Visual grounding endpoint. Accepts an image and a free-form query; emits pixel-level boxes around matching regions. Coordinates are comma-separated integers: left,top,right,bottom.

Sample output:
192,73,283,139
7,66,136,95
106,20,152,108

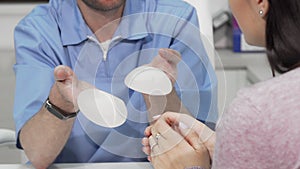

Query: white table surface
0,162,153,169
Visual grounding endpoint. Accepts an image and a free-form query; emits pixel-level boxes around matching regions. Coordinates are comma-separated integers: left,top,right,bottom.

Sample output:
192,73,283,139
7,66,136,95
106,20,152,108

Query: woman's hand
142,113,211,169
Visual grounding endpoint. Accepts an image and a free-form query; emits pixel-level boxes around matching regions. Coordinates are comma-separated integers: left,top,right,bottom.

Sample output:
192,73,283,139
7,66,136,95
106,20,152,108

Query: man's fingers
158,48,181,65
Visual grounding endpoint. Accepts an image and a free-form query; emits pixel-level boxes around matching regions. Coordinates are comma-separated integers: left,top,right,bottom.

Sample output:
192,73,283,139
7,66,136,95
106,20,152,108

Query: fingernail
159,48,165,52
159,48,167,55
179,122,188,130
141,137,147,145
152,115,161,120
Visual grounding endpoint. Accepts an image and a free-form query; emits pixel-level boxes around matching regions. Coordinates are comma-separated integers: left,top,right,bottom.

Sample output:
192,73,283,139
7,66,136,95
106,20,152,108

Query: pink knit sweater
213,68,300,169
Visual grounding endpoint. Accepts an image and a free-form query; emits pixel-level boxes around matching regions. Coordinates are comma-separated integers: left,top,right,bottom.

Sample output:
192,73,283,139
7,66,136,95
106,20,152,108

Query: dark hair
266,0,300,76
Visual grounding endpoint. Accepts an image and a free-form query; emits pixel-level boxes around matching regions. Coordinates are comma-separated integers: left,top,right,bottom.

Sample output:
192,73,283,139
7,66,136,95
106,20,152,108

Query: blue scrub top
13,0,218,163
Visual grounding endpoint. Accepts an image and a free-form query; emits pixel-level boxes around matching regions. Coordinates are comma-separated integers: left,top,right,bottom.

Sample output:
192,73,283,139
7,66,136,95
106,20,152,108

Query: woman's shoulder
217,67,300,140
237,67,300,109
214,68,300,168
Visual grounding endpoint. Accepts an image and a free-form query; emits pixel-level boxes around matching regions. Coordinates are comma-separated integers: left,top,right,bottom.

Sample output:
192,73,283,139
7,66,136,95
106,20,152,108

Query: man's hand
149,48,181,84
49,65,93,113
19,66,95,169
144,49,184,122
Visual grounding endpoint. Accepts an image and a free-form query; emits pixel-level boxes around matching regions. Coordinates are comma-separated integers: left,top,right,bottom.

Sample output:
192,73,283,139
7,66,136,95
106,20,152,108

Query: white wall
0,3,39,164
209,0,230,17
0,3,39,129
0,3,39,50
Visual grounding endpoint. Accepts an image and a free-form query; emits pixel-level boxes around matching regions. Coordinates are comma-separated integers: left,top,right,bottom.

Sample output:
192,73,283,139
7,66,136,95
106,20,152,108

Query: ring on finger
155,133,161,142
149,135,158,148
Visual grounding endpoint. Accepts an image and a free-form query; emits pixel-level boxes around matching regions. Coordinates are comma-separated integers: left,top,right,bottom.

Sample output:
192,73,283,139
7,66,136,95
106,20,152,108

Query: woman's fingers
141,137,151,156
159,112,216,159
144,126,152,137
150,119,184,156
178,127,203,151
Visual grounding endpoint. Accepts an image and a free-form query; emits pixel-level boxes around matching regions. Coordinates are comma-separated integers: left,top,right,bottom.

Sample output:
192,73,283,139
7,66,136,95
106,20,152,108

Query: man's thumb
54,65,73,82
158,48,181,64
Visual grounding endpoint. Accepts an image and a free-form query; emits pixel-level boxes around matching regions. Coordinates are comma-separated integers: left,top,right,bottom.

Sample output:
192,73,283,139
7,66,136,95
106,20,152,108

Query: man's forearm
164,88,190,114
20,106,75,169
144,88,190,122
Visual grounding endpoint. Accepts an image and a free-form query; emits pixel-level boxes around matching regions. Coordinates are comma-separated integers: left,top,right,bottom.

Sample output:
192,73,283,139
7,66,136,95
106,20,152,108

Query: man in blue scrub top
13,0,218,168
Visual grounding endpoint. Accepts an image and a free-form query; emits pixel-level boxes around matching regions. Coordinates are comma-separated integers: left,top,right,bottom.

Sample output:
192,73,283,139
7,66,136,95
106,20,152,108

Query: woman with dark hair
142,0,300,168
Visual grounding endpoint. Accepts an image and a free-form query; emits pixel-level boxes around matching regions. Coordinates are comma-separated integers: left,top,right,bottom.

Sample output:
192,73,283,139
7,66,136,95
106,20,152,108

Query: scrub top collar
59,0,89,46
60,0,150,46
